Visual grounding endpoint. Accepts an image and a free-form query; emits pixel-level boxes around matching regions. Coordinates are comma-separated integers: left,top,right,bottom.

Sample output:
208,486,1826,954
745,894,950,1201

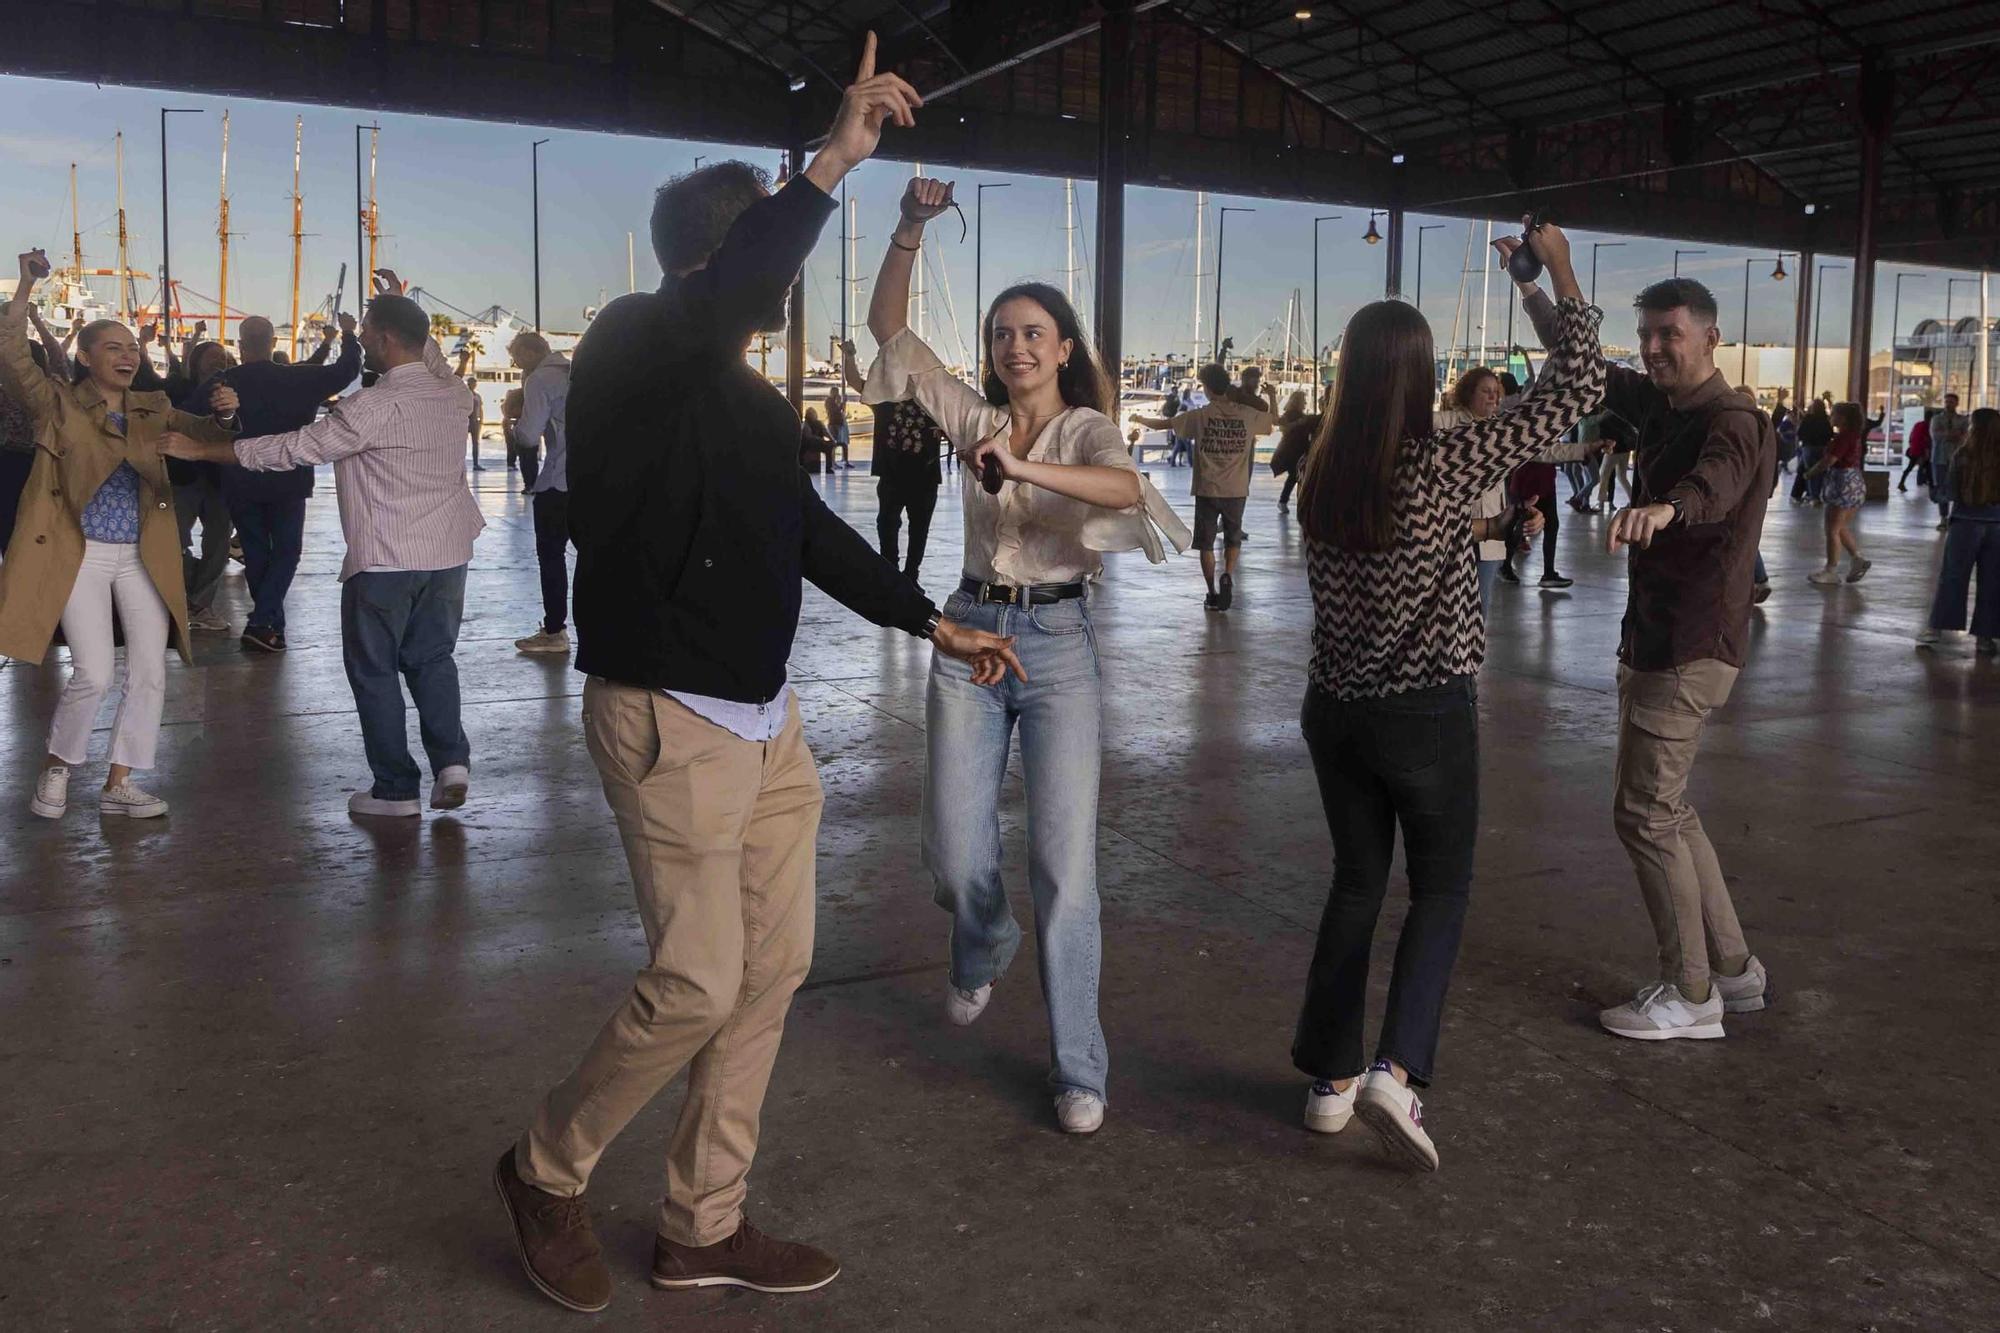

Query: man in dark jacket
1516,265,1774,1045
195,313,361,651
495,37,1018,1316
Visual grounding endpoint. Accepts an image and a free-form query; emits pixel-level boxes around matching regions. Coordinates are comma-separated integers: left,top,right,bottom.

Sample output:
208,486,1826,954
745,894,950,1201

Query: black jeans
531,488,572,634
1532,490,1559,575
1278,469,1299,508
1293,677,1479,1088
875,474,938,580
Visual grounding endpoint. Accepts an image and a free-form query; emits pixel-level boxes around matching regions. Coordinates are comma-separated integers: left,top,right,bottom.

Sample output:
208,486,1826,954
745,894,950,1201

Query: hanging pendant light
1772,254,1788,281
1364,212,1382,246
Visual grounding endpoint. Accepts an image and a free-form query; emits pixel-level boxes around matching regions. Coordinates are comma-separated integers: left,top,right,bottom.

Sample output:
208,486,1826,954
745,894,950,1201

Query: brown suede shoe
651,1218,841,1294
493,1147,612,1313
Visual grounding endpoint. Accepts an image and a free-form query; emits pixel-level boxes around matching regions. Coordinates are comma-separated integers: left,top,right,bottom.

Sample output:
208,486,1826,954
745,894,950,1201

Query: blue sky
0,74,1979,371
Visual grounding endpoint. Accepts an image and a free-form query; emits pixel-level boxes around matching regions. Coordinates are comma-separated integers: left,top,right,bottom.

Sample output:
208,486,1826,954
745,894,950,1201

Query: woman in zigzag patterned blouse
1286,220,1605,1173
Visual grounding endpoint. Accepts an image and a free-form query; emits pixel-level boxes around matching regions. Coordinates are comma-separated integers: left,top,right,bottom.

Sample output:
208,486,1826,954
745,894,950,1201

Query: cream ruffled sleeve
1068,410,1192,563
862,328,1005,454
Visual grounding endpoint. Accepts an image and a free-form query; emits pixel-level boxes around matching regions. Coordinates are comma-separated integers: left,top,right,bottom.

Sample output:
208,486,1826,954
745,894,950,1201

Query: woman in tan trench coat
0,249,238,820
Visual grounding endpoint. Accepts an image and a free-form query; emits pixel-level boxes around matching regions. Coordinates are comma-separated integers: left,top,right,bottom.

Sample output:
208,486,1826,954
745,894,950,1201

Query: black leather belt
959,576,1086,606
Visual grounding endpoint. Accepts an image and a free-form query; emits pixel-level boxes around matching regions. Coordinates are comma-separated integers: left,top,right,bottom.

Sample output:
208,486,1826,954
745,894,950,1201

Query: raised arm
291,319,362,396
1511,251,1655,426
838,340,866,394
868,177,952,344
1429,224,1605,499
0,253,60,423
27,304,71,380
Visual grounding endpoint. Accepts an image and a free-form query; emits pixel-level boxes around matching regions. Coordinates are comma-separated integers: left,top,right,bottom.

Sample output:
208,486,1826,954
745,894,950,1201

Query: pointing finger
856,30,876,82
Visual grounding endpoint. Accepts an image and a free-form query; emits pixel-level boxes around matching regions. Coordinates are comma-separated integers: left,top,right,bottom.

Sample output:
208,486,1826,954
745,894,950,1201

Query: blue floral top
78,411,142,544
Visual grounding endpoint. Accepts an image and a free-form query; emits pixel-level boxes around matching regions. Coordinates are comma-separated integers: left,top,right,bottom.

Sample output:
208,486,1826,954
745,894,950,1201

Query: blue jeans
340,566,471,800
1477,558,1502,616
234,497,307,632
1929,516,2000,638
923,588,1108,1099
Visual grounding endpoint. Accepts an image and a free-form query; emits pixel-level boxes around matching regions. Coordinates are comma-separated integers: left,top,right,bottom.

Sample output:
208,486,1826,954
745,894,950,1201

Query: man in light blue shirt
509,331,574,654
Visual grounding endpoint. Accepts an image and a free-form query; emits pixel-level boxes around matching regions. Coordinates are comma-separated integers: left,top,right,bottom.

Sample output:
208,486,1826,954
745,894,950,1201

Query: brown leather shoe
493,1147,612,1313
651,1218,840,1294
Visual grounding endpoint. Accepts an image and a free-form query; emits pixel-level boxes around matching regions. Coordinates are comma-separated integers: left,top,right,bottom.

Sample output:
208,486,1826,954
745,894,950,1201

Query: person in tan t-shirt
1135,362,1275,610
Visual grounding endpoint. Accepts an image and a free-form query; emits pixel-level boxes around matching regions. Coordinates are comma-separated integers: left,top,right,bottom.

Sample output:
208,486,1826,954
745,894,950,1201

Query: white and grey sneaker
430,764,471,811
349,790,422,818
1304,1079,1358,1134
1599,982,1725,1041
945,981,992,1027
187,607,232,632
1713,957,1772,1014
514,628,571,655
1054,1090,1105,1135
99,781,168,819
1354,1064,1438,1171
1915,628,1942,648
1806,566,1843,586
30,765,69,819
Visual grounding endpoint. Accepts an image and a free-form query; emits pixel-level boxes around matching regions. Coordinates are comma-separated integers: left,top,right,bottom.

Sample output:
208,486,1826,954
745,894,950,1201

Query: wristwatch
919,608,942,641
1665,495,1687,525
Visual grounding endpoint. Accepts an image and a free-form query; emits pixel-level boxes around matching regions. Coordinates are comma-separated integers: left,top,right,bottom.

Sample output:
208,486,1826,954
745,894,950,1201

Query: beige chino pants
518,678,822,1246
1612,660,1751,1000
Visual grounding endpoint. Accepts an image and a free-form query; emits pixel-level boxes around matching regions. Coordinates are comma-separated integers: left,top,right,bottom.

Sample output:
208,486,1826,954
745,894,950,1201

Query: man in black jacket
495,35,1019,1315
196,313,362,651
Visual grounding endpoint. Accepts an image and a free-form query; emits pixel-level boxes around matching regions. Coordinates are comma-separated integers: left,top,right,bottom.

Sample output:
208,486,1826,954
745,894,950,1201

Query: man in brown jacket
1512,264,1775,1043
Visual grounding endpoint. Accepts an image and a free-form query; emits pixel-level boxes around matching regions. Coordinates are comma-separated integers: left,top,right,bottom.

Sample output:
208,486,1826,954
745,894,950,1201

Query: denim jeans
923,587,1108,1099
1293,677,1479,1088
340,566,471,801
1929,516,2000,638
234,498,307,632
1477,558,1502,616
530,489,572,634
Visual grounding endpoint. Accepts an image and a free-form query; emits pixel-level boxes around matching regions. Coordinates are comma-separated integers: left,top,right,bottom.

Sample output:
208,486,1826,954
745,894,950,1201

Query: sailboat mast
626,232,635,294
847,194,859,339
366,127,380,283
911,163,926,343
1478,219,1493,369
1065,179,1076,308
69,163,83,298
115,132,131,323
217,110,231,345
289,116,304,361
1192,191,1206,367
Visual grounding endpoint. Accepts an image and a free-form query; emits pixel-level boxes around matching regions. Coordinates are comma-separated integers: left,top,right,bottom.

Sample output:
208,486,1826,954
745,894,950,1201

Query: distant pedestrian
1804,402,1875,586
1918,406,2000,655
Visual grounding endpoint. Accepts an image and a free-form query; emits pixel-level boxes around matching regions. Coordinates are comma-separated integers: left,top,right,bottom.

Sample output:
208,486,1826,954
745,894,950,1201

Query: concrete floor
3,460,1997,1331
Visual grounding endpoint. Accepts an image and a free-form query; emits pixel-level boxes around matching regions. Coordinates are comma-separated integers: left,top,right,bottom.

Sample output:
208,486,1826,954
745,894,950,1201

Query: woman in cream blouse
864,178,1187,1135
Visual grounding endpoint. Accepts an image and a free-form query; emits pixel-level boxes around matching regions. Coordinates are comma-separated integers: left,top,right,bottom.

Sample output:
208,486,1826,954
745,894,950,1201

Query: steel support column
1791,248,1815,414
786,141,806,415
1094,0,1133,411
1385,207,1406,299
1846,55,1890,406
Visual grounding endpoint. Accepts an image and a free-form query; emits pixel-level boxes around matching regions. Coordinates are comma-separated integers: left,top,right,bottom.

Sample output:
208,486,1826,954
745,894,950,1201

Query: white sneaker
1303,1079,1358,1134
187,607,232,632
1806,566,1842,586
430,764,471,810
1354,1066,1439,1171
1915,628,1941,647
349,790,421,818
30,765,69,819
1713,957,1771,1014
99,781,168,819
946,981,993,1027
514,628,571,654
1054,1090,1105,1135
1598,982,1725,1041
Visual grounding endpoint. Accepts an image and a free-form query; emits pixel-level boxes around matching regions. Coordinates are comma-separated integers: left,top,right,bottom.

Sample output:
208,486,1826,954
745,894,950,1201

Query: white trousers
48,541,170,771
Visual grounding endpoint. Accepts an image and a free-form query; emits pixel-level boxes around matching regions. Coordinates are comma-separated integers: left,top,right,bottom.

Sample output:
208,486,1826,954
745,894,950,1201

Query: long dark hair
1299,300,1434,552
1958,407,2000,506
979,282,1112,415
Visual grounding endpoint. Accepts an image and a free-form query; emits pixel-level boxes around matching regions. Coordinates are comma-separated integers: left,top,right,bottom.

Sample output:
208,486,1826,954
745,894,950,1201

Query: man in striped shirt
163,290,484,818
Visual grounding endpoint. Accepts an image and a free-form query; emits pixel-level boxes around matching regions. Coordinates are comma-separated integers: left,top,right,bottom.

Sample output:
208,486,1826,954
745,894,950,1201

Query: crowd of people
1,32,1995,1317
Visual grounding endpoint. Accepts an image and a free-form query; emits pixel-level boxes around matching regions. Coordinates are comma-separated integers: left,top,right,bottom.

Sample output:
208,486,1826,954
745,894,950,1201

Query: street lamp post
1590,241,1627,307
974,182,1011,385
1741,254,1789,384
1212,206,1255,361
1674,248,1707,277
158,107,202,340
531,138,550,331
1888,271,1929,460
1810,263,1846,401
1945,276,1980,400
1412,223,1446,316
1312,214,1341,408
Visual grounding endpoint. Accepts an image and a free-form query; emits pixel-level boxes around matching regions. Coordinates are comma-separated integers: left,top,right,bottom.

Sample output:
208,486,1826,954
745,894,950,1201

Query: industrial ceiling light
1772,255,1788,281
788,75,807,92
1363,211,1382,245
1803,203,1816,215
1295,7,1313,17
